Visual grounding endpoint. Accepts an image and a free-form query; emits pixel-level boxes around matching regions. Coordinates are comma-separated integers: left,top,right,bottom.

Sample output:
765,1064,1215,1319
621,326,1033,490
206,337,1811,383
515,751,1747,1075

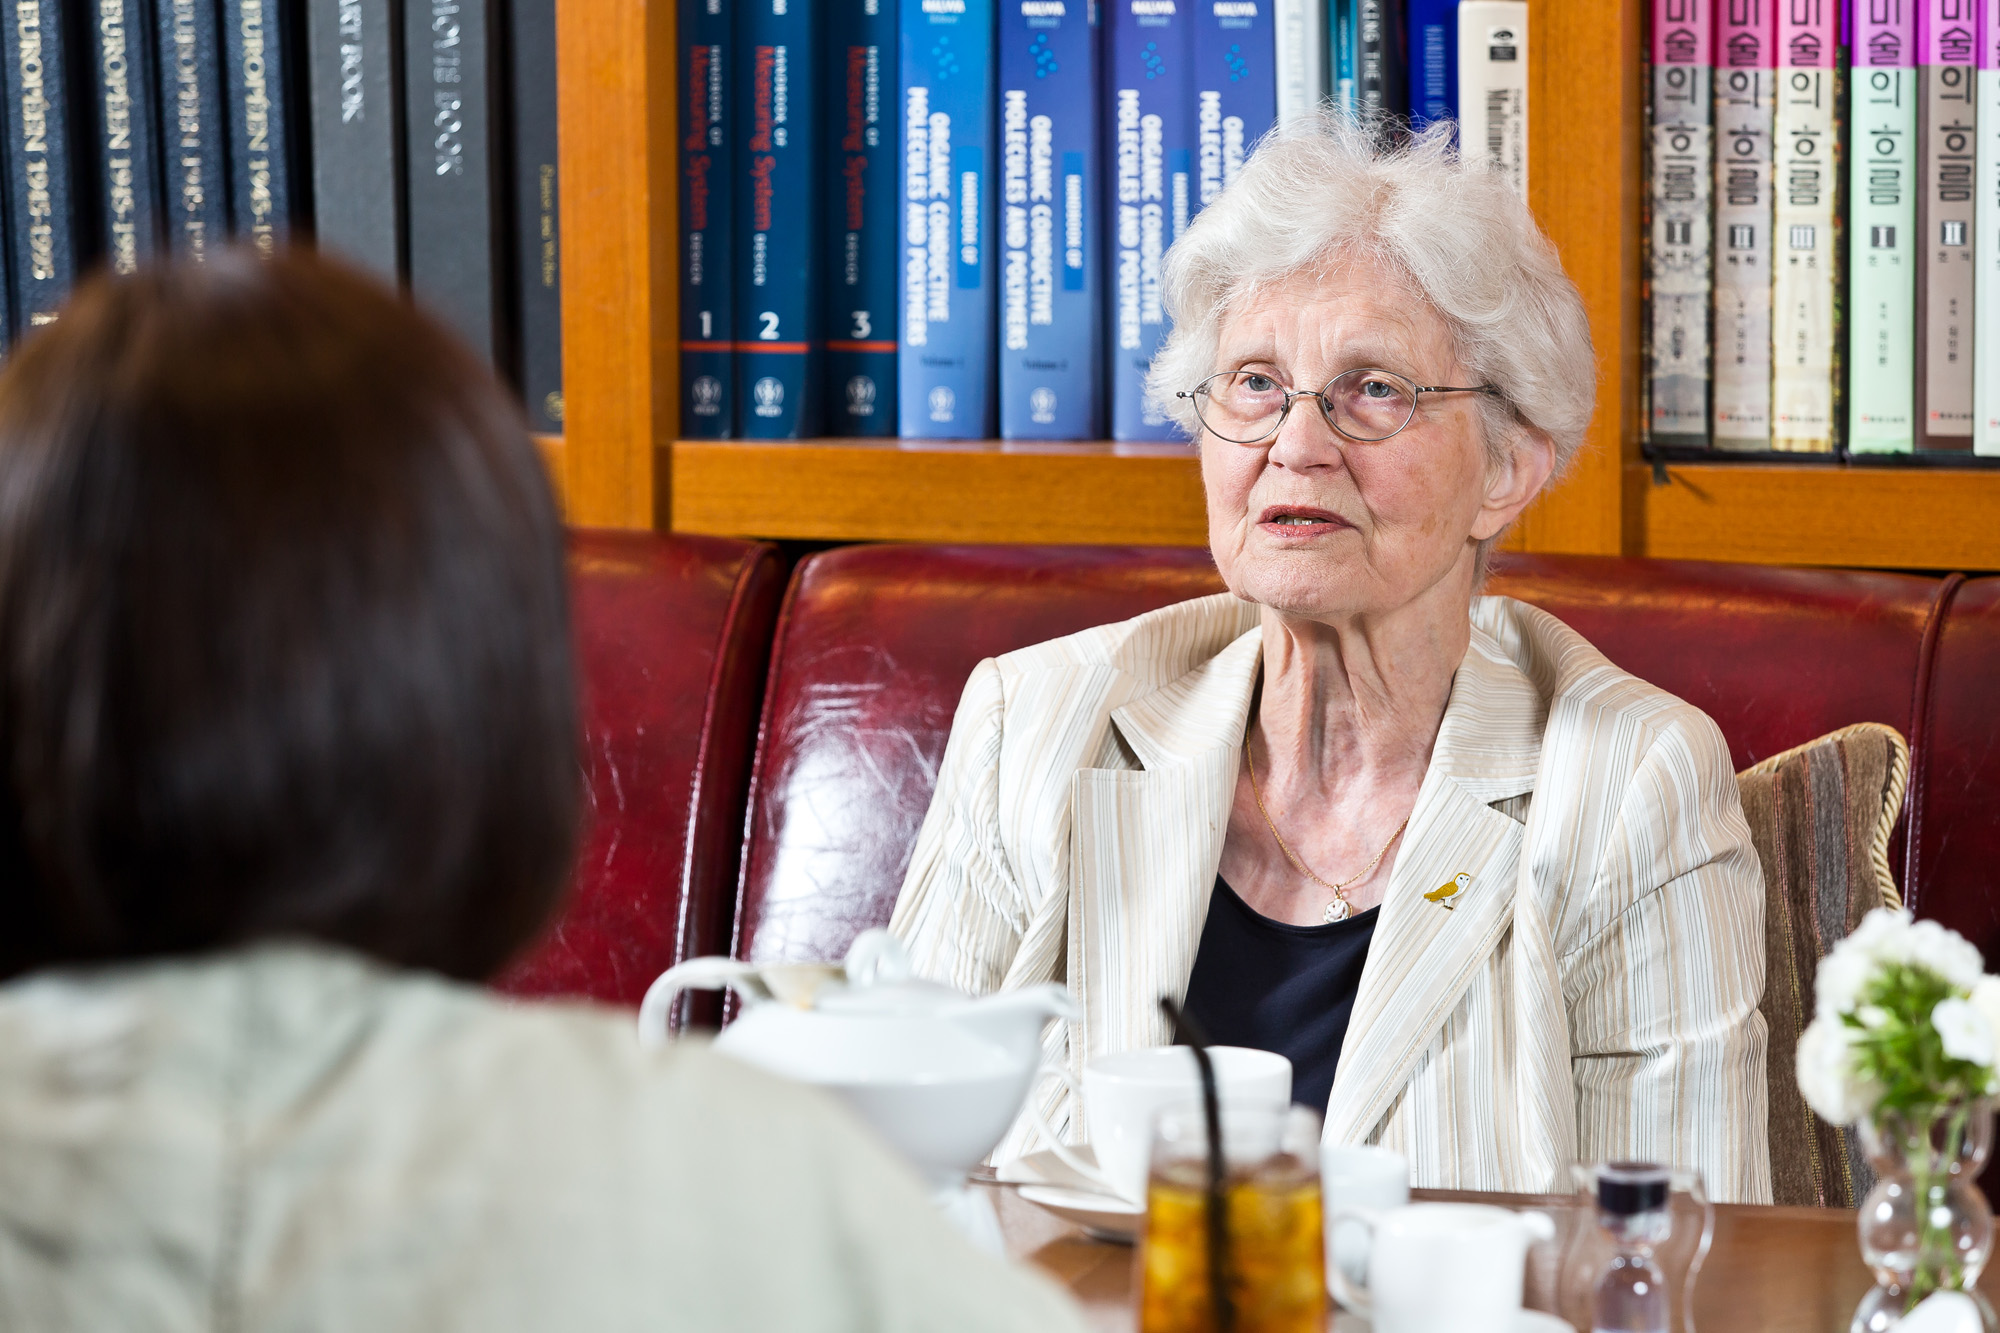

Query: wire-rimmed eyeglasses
1177,368,1505,445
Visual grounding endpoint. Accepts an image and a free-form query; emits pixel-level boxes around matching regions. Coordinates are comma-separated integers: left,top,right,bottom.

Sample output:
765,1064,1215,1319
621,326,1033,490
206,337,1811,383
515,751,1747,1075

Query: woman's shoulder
987,591,1259,689
1472,593,1735,772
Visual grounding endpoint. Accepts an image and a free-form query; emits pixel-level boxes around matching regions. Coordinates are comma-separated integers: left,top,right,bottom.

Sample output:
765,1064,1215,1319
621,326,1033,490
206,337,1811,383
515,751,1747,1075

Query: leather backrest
736,544,1945,968
1485,553,1945,770
734,545,1224,965
498,530,786,1010
1908,576,2000,964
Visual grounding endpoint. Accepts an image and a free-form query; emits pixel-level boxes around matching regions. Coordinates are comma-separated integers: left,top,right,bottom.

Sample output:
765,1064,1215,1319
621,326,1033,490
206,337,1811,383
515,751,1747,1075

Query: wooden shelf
1637,463,2000,572
563,0,1998,574
668,438,2000,571
671,439,1205,546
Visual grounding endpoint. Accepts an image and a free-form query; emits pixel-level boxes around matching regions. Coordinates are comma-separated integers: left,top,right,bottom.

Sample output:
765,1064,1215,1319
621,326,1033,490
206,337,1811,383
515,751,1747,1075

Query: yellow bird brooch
1424,872,1473,910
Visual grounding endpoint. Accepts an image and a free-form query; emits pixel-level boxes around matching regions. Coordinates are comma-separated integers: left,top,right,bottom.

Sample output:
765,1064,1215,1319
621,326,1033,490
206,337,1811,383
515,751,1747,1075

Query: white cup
1327,1202,1555,1333
1026,1046,1292,1205
1320,1143,1408,1287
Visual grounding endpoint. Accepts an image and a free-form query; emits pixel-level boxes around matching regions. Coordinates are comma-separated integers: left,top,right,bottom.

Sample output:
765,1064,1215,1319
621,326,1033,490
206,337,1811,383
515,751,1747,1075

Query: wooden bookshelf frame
556,0,2000,572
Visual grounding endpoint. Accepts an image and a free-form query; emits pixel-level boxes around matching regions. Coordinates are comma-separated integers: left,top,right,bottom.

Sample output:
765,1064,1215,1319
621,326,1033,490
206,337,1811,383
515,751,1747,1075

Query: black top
1180,877,1379,1114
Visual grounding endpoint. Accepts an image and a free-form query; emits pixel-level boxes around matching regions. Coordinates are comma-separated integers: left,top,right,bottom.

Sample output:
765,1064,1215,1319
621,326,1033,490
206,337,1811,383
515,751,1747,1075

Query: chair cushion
1739,723,1909,1207
497,531,786,1014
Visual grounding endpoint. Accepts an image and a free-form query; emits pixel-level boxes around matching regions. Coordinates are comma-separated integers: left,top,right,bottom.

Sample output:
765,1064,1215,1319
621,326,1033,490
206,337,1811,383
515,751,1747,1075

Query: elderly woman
891,121,1772,1203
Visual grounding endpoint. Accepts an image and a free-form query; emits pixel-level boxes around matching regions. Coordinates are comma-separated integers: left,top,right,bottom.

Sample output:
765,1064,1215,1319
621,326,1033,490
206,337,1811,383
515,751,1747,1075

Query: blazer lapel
1065,627,1262,1061
1324,627,1547,1146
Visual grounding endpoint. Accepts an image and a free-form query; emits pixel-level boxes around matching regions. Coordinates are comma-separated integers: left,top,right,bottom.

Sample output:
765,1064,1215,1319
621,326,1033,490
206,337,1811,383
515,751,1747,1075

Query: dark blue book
1356,0,1406,123
222,0,301,253
998,0,1100,438
1197,0,1276,207
1108,0,1193,441
1406,0,1455,132
87,0,168,273
2,0,82,330
821,0,896,436
1332,0,1354,110
679,0,733,437
735,0,819,439
155,0,230,258
307,0,403,282
510,0,562,432
897,0,996,438
405,0,505,361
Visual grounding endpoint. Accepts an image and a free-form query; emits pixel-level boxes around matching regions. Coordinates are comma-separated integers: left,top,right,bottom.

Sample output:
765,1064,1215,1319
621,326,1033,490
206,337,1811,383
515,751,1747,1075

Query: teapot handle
1325,1206,1384,1316
636,958,769,1049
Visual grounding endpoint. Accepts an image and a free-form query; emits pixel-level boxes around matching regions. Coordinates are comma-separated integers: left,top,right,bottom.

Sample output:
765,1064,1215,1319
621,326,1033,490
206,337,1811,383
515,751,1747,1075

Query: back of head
0,250,580,982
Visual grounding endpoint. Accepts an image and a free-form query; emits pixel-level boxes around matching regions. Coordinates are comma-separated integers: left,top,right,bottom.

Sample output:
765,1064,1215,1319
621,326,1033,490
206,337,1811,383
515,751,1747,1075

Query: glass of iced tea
1137,1100,1326,1333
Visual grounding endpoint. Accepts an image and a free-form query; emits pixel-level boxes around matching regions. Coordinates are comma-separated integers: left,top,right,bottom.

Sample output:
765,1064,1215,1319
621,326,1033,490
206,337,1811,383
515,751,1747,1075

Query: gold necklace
1244,738,1409,923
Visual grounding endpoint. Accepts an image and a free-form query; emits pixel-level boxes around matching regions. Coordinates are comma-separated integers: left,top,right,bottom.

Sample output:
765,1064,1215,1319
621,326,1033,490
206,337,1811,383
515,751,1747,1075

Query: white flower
1933,998,1998,1068
1970,978,2000,1049
1905,919,1987,990
1797,1016,1877,1125
1858,1005,1891,1029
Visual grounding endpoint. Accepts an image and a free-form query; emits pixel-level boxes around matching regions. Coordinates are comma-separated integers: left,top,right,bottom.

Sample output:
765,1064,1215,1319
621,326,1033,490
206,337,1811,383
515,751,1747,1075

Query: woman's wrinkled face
1199,254,1538,623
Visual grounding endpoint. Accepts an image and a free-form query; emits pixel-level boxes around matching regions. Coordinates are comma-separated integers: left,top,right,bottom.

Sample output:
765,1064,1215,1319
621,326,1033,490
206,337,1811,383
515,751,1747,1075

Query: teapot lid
812,930,963,1017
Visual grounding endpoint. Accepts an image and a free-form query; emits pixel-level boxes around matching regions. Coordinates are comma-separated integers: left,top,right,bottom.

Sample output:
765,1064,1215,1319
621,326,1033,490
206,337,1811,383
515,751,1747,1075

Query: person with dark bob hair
0,252,1086,1332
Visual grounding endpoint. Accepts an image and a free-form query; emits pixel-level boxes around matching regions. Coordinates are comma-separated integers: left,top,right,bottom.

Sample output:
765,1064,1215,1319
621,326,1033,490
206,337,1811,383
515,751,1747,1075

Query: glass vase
1852,1099,1998,1333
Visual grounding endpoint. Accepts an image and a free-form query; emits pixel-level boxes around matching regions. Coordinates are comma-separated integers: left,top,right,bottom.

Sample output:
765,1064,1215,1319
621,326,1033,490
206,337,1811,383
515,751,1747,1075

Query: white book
1274,0,1326,124
1977,1,2000,455
1647,0,1712,447
1458,4,1528,200
1712,6,1774,451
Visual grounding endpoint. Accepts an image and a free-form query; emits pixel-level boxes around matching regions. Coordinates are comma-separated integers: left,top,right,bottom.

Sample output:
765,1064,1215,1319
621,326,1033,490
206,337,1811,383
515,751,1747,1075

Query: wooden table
994,1187,2000,1332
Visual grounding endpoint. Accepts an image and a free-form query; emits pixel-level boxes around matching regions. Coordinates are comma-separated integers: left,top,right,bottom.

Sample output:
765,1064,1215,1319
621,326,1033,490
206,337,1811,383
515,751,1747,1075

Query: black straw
1161,997,1233,1333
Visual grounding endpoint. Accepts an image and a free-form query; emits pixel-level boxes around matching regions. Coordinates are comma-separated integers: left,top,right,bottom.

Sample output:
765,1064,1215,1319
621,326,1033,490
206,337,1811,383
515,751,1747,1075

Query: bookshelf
554,0,2000,573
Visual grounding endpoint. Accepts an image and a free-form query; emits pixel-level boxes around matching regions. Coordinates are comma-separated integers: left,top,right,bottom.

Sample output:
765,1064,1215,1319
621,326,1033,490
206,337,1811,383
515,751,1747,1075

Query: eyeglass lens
1195,369,1418,444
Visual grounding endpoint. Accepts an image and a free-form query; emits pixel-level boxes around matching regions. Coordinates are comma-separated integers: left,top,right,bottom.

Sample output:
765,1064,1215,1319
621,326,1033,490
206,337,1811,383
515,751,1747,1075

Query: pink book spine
1779,0,1840,65
1653,0,1714,67
1853,0,1915,67
1719,0,1777,68
1920,0,1977,65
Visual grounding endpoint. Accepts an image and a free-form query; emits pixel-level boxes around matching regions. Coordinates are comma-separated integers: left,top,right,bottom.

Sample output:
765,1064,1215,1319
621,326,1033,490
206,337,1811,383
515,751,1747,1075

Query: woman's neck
1251,594,1469,797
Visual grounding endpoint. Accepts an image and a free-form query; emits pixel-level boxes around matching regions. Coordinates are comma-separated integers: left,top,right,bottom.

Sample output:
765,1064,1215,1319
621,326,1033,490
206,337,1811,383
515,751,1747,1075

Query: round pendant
1323,897,1350,924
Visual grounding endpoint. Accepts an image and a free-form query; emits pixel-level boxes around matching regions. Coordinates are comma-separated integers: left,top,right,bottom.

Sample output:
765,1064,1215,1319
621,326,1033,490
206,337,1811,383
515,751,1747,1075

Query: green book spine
1850,57,1917,454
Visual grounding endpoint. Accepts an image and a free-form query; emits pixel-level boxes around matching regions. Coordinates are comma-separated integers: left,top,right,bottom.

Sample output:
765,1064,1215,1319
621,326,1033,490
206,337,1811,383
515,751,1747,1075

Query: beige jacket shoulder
0,945,1089,1332
891,593,1773,1204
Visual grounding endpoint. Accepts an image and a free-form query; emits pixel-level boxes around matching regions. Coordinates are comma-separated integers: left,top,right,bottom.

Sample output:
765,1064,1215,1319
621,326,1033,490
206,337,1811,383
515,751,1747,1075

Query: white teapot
638,930,1076,1192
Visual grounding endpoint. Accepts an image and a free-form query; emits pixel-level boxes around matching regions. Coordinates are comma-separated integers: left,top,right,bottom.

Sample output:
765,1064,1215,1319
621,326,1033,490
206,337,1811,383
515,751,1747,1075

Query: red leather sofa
513,532,2000,1012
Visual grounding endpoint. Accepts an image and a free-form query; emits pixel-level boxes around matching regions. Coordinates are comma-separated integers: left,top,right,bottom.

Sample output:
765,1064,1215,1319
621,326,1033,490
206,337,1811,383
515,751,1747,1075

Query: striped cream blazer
890,592,1774,1204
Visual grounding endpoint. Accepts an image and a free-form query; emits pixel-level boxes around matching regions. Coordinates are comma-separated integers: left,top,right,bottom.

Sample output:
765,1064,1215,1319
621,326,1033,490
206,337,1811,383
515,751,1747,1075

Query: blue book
87,0,168,274
1197,0,1277,208
899,0,997,439
155,0,231,260
680,0,734,437
2,0,79,332
998,0,1101,438
1406,0,1456,133
222,0,299,254
822,0,898,436
736,0,819,439
1108,0,1194,441
1331,0,1355,112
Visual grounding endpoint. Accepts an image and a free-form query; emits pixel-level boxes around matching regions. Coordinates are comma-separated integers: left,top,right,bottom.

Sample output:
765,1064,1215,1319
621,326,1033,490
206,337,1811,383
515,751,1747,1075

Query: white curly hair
1145,114,1596,474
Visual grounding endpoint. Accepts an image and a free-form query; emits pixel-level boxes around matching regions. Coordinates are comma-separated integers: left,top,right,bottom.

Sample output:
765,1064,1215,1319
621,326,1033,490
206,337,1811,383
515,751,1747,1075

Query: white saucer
998,1147,1143,1242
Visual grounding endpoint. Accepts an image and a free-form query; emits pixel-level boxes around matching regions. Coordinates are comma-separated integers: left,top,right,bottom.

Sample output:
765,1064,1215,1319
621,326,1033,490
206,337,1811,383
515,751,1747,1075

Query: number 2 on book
759,311,780,340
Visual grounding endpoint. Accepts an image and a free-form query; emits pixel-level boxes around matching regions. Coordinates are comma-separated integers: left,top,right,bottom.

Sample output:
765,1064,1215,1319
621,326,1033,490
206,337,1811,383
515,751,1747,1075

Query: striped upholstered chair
1743,723,1911,1208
